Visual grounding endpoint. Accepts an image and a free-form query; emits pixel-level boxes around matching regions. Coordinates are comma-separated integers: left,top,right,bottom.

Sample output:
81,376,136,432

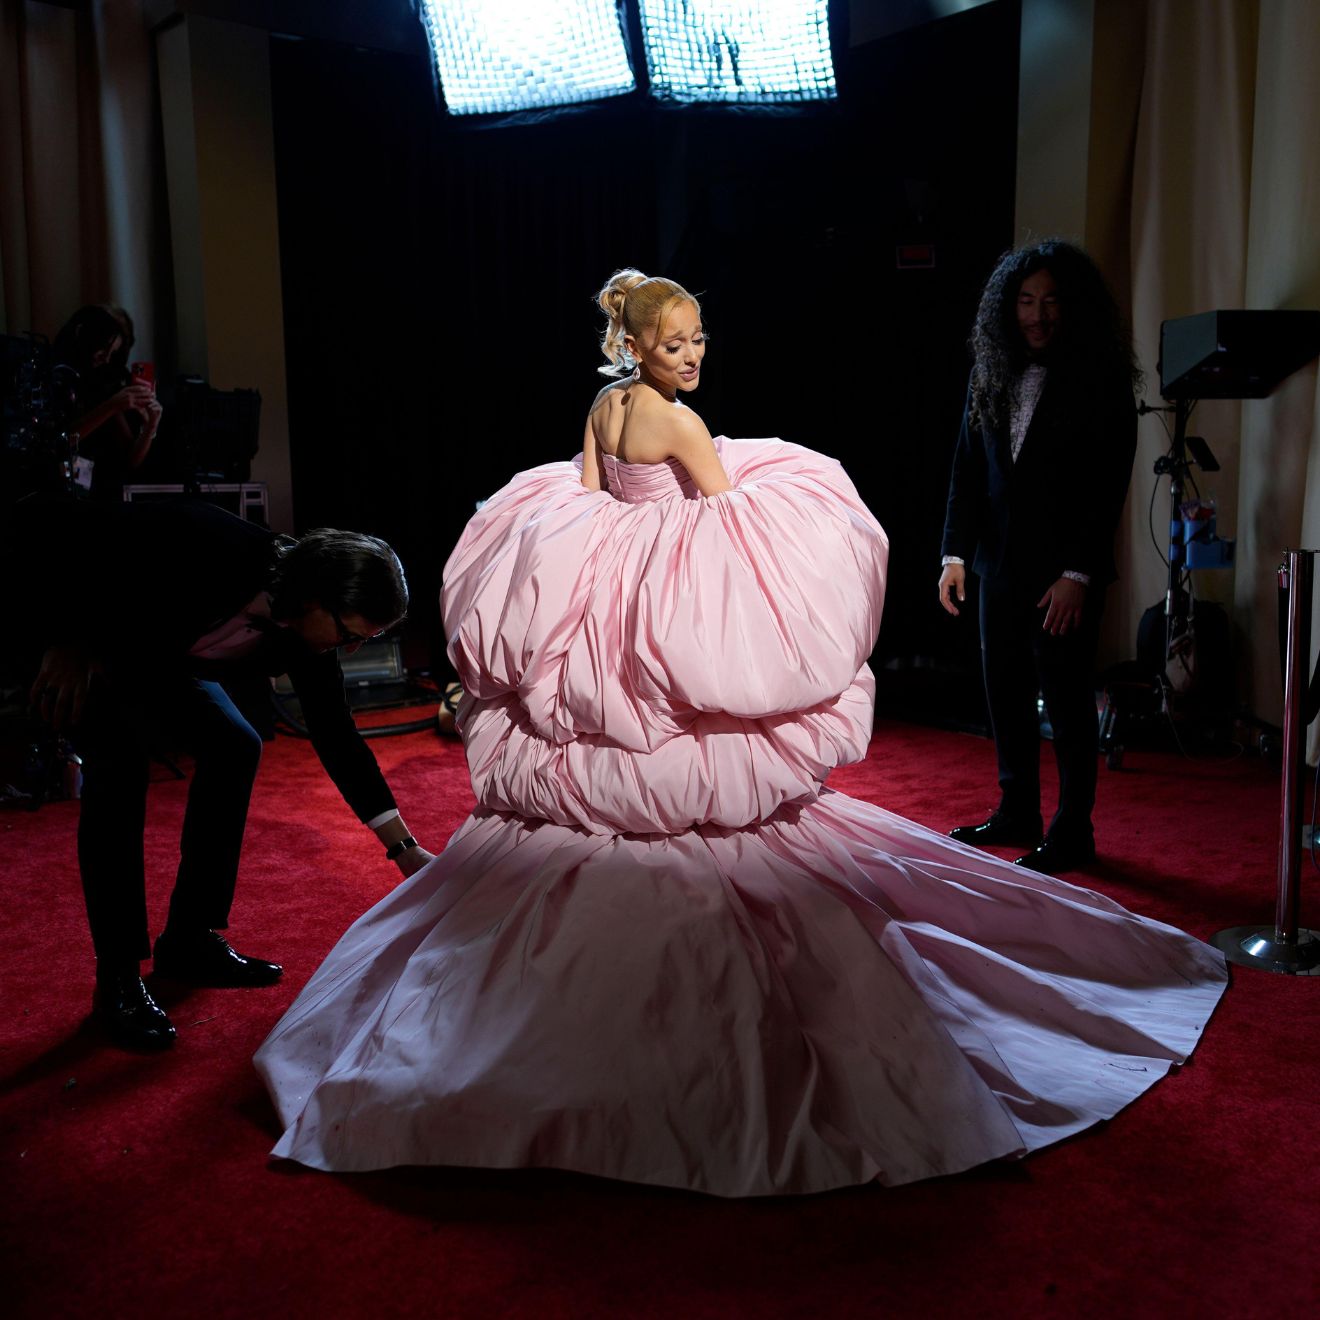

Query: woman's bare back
581,378,731,495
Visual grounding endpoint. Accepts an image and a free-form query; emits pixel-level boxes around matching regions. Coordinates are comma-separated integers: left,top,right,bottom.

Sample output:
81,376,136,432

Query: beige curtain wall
1118,0,1320,732
0,0,164,357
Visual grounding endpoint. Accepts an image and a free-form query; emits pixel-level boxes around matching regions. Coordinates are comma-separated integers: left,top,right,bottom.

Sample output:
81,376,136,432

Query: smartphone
130,361,156,389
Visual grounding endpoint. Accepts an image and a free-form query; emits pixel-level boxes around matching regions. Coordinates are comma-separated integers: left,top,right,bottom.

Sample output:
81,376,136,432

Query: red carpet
2,717,1317,1317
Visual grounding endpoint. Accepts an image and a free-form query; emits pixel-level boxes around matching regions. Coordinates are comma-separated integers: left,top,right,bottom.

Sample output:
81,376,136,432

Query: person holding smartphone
50,304,162,499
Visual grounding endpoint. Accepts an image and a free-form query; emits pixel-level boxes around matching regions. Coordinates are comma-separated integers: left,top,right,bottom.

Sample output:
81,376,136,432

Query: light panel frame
637,0,838,105
416,0,637,117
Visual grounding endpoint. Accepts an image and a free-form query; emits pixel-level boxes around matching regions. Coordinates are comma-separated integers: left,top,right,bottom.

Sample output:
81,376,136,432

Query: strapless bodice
601,452,699,504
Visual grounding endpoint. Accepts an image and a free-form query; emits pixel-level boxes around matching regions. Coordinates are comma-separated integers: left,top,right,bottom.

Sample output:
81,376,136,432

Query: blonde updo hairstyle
596,268,701,377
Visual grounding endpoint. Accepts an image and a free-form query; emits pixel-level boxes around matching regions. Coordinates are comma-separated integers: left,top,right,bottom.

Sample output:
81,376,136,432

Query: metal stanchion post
1214,549,1320,974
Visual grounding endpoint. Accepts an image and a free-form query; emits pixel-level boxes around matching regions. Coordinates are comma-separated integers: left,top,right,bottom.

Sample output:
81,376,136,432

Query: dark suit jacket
941,367,1137,598
6,495,395,822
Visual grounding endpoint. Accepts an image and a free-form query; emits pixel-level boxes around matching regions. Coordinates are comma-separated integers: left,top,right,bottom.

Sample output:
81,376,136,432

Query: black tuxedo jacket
8,495,395,822
941,367,1137,599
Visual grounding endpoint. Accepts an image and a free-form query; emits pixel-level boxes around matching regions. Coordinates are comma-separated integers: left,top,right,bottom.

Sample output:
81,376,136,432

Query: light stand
1157,308,1320,975
1145,397,1197,689
1213,548,1320,974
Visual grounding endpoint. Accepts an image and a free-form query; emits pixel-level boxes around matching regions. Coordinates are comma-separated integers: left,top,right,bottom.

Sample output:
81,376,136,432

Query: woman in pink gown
255,270,1226,1197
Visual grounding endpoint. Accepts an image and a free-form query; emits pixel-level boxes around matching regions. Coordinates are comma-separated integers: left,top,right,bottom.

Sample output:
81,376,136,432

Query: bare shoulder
617,397,716,468
655,401,713,448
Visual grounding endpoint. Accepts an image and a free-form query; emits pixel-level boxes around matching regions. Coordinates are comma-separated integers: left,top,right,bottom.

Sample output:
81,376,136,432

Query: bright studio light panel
417,0,636,115
638,0,837,104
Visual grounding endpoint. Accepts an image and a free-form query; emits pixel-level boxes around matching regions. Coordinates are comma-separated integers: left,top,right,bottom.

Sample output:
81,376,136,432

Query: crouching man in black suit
7,497,435,1049
938,240,1139,875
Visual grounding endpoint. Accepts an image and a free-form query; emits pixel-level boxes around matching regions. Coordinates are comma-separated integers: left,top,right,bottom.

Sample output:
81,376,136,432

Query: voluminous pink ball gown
255,439,1226,1196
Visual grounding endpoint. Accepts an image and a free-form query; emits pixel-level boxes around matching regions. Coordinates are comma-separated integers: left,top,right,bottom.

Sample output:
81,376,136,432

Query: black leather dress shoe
153,929,283,988
949,811,1044,848
92,972,177,1051
1015,835,1096,875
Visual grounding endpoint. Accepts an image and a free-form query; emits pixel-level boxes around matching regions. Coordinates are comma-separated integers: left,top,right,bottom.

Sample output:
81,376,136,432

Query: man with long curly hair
938,240,1140,874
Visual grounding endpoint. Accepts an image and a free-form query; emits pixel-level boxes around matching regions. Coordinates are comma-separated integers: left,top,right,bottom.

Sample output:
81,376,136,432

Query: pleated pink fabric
255,439,1226,1196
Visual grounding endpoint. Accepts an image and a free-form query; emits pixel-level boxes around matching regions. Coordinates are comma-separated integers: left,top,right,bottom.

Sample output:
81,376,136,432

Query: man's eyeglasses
329,606,389,649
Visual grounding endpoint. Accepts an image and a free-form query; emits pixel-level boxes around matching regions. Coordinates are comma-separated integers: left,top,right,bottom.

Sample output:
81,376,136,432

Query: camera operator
6,495,436,1051
50,304,161,500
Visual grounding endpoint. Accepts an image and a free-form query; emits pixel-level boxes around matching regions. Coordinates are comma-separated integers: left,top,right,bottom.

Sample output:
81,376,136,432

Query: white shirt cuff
1062,570,1091,585
941,556,965,566
365,808,401,830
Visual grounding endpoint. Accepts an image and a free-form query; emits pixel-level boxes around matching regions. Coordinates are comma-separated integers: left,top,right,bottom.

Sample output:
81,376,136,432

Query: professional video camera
1,332,82,503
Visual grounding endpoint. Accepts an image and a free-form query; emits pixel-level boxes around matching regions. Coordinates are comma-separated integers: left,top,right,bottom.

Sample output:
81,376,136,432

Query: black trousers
978,574,1104,842
76,672,263,967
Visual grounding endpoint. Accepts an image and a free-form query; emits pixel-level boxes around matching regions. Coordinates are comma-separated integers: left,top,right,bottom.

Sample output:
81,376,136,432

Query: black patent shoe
153,929,283,988
1015,835,1097,875
92,971,177,1051
949,810,1044,848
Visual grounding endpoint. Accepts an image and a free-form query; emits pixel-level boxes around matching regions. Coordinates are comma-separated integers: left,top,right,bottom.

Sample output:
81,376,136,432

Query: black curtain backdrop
269,2,1019,715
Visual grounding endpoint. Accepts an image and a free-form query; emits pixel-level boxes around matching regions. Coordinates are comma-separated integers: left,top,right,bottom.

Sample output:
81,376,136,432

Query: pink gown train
255,438,1227,1196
